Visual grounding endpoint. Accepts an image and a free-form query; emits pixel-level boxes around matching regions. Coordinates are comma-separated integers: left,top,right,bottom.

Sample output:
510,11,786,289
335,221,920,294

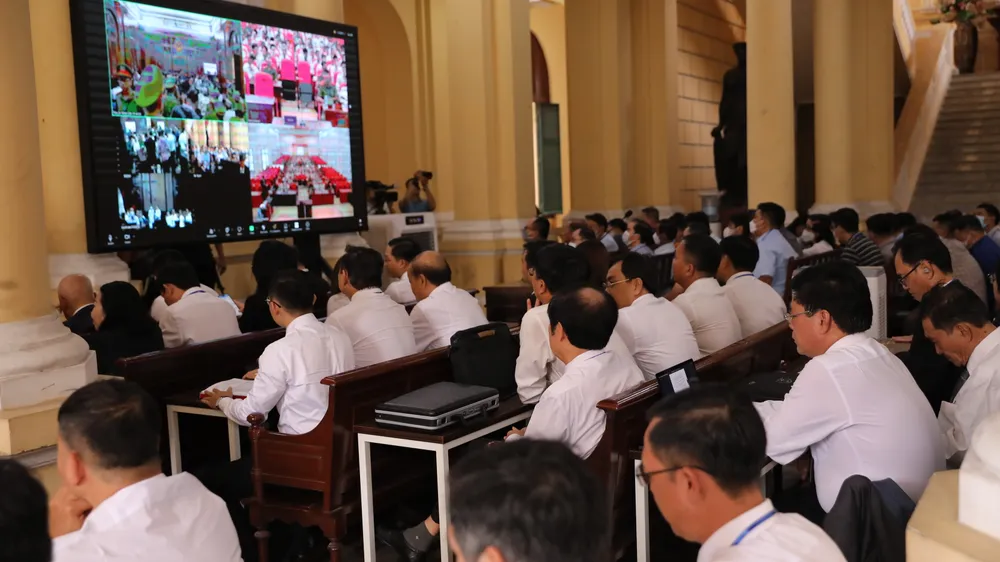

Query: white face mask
622,232,633,246
977,215,987,228
723,227,734,238
748,220,758,235
800,229,816,244
567,242,578,248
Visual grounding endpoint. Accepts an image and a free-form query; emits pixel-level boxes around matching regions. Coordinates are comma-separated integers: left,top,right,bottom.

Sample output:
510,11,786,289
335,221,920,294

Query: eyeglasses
635,462,709,487
265,298,282,309
898,262,923,288
603,278,632,290
783,310,814,323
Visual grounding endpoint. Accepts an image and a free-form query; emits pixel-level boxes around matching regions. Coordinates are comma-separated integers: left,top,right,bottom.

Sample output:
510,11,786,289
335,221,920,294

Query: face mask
723,227,734,238
748,220,758,235
800,229,816,244
622,232,633,246
568,242,578,248
978,215,987,228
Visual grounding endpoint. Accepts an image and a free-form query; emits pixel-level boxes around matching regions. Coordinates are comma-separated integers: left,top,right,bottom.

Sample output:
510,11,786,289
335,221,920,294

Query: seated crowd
14,199,1000,562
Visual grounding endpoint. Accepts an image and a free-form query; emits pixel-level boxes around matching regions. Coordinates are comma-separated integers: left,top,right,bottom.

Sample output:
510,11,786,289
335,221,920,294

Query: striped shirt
841,232,885,267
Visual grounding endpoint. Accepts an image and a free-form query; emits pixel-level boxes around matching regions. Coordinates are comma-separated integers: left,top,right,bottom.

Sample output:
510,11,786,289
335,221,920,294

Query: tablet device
219,294,242,318
655,359,698,396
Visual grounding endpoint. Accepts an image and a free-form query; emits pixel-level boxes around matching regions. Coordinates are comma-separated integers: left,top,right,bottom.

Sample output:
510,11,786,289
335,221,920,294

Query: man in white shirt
156,261,240,348
654,220,678,256
409,251,487,351
585,212,621,253
203,270,356,435
755,261,944,515
328,246,416,367
605,253,700,378
515,244,637,403
919,282,1000,465
718,236,787,338
384,237,421,304
642,385,845,562
447,440,609,562
385,288,644,561
672,234,743,355
49,380,242,562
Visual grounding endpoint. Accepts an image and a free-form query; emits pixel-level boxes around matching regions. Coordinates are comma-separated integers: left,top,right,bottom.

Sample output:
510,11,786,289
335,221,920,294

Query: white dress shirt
327,288,417,367
697,499,846,562
755,334,945,511
616,293,701,379
723,272,788,338
515,303,637,404
939,327,1000,458
161,286,240,348
802,240,834,257
385,271,416,304
218,314,355,435
411,282,488,351
600,232,620,253
326,293,350,317
52,473,242,562
515,349,644,458
673,278,743,356
654,242,676,256
150,284,216,347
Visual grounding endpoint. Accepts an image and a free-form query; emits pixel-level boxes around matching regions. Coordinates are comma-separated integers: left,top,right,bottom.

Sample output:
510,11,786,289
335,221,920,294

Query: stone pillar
29,0,130,290
812,0,895,216
1,0,97,483
422,0,536,289
746,0,796,211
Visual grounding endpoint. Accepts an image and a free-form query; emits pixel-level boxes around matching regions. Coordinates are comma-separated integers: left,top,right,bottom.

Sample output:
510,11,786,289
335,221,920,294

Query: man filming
399,170,436,213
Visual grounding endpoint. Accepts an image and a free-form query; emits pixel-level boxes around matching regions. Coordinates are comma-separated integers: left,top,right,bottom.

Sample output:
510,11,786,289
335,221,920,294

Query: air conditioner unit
859,266,887,341
361,213,438,254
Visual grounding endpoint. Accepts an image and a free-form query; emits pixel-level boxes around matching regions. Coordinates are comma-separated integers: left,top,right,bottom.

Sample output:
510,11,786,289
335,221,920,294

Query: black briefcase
374,382,500,430
449,322,517,399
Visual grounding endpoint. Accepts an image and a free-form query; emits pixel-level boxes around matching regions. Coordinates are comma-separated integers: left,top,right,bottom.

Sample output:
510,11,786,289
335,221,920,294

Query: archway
343,0,416,189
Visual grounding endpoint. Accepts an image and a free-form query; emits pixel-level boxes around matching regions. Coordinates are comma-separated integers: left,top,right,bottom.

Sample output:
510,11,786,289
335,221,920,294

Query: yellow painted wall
529,3,571,211
676,0,745,211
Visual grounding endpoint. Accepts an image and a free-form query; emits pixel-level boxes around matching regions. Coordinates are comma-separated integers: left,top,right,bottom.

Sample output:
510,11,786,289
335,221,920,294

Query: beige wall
529,3,571,211
676,0,745,212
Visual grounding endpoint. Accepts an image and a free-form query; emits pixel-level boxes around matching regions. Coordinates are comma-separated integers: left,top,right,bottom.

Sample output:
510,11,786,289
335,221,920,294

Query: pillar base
49,253,130,290
809,201,896,219
0,314,96,412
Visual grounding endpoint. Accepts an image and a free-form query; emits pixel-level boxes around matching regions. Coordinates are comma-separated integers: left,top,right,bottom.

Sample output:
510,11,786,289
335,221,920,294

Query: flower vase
955,20,980,74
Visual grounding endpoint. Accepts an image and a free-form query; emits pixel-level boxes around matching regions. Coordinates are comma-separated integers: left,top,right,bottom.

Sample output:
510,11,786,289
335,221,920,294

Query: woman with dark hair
240,240,300,333
626,219,656,255
576,240,611,290
802,215,837,256
724,211,752,238
86,281,164,374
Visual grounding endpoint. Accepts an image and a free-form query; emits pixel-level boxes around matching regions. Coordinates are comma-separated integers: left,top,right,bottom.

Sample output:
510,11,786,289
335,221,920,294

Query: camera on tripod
366,180,398,215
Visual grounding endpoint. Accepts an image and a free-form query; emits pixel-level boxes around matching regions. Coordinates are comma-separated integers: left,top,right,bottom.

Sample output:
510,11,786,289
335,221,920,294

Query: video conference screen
70,0,367,252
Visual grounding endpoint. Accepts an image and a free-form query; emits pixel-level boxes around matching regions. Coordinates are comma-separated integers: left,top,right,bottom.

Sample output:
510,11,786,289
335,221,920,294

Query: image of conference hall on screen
241,22,349,127
248,122,353,223
105,0,244,121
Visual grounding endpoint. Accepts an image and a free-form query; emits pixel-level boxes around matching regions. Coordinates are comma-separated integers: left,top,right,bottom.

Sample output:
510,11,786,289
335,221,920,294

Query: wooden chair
783,249,843,305
484,284,533,323
588,322,800,557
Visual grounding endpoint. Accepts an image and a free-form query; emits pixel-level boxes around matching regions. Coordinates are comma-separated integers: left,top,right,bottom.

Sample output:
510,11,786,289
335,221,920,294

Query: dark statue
712,42,748,209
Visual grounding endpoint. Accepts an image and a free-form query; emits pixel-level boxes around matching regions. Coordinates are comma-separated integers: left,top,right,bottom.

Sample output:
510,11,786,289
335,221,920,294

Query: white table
634,457,778,562
165,404,242,475
357,406,533,562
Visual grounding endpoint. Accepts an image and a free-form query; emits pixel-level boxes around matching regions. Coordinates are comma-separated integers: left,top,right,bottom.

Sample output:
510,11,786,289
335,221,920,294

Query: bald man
409,251,488,351
58,275,96,336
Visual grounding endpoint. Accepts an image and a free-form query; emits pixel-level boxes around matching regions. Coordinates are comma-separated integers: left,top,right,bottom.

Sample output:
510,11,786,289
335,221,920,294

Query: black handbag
449,322,518,399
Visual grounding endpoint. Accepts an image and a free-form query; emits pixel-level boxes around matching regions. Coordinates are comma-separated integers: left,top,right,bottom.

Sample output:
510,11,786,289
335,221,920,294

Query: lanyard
188,290,207,297
731,510,776,546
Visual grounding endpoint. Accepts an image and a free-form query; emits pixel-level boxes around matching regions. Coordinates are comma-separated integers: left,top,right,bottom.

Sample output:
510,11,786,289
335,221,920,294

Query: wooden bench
245,327,521,562
588,322,800,556
116,328,287,472
783,249,843,304
484,284,533,323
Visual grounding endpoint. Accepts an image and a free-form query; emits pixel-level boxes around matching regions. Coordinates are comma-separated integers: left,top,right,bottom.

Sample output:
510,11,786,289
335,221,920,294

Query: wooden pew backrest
783,249,843,305
484,285,533,323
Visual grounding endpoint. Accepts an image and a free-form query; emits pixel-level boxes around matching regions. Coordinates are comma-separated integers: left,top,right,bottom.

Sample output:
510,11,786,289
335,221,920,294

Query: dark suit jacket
64,304,96,336
824,475,913,562
84,325,164,375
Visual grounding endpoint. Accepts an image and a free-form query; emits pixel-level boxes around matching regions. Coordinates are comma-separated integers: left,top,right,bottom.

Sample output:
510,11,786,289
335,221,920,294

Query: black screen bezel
69,0,367,252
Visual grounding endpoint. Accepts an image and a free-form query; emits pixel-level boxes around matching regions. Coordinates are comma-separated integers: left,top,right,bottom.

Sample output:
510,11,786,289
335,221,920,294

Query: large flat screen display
70,0,366,252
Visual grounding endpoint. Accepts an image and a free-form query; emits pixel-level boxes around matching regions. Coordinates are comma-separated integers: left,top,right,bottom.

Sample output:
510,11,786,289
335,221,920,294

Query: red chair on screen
297,61,312,84
254,73,274,99
280,60,295,82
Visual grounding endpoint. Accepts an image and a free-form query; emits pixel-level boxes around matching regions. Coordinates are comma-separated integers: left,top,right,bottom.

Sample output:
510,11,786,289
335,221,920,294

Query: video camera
366,180,398,215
